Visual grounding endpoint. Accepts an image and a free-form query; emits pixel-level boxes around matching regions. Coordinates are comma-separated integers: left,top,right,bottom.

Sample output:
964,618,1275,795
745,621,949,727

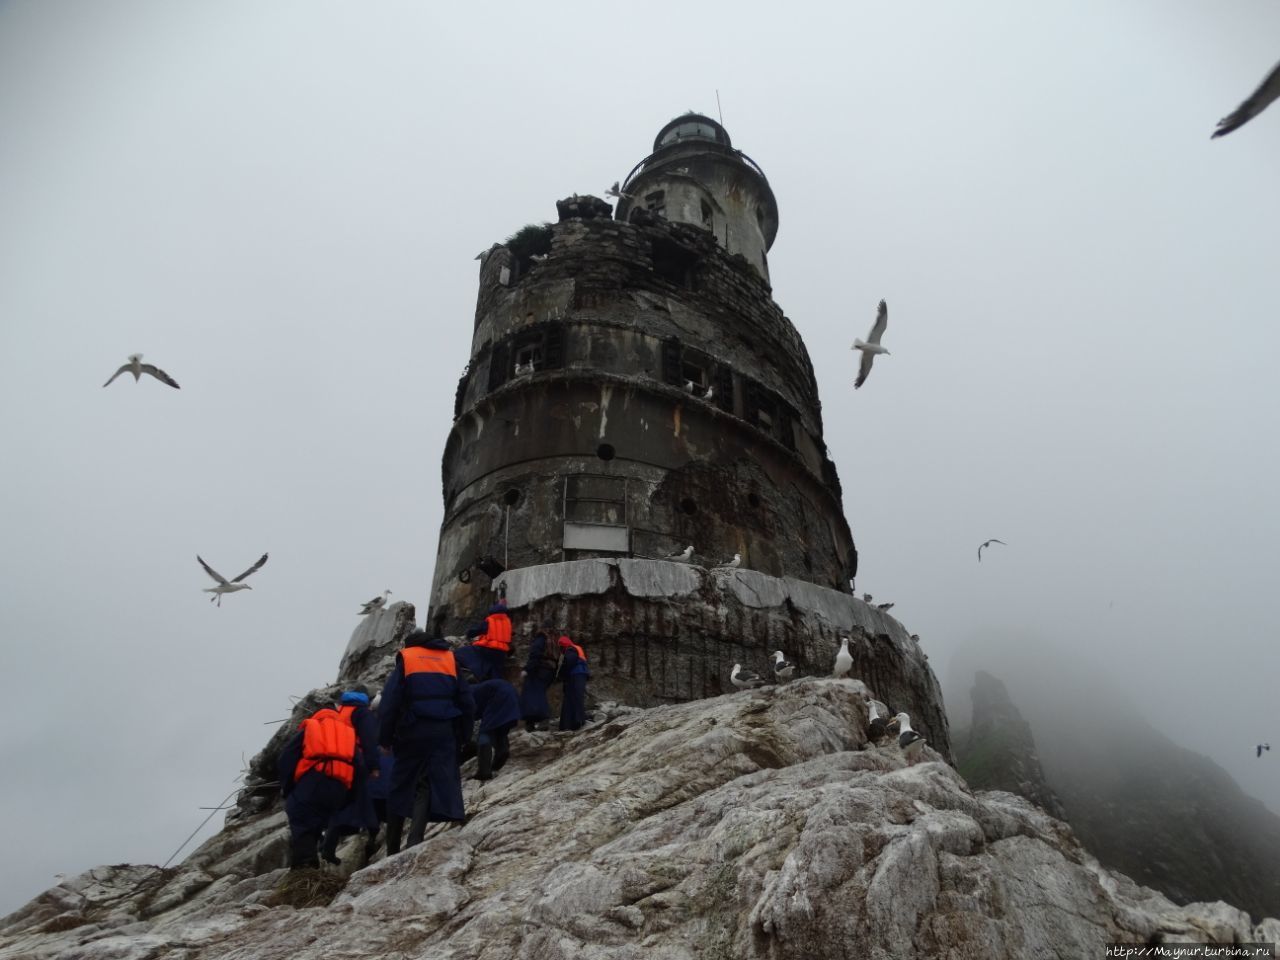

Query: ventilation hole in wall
748,493,761,508
503,489,521,507
803,553,813,572
680,498,698,515
596,443,616,461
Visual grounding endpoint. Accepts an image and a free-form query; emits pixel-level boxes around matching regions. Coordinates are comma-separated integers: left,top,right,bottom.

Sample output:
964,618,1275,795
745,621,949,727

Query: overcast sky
3,0,1279,915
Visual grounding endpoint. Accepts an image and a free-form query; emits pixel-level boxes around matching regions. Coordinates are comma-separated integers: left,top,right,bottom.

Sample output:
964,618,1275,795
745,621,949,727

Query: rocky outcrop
3,679,1275,959
955,670,1065,819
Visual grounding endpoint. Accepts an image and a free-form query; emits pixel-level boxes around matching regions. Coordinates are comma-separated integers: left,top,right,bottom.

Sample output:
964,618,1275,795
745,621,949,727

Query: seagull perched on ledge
666,545,694,562
197,552,268,606
730,663,766,690
360,589,391,615
772,650,795,682
833,637,853,678
895,712,926,760
866,699,890,740
717,553,741,568
103,353,180,389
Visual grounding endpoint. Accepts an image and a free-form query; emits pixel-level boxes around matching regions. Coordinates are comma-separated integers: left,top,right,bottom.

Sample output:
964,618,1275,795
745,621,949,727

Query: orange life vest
559,637,586,661
402,645,457,677
294,704,358,788
474,612,512,652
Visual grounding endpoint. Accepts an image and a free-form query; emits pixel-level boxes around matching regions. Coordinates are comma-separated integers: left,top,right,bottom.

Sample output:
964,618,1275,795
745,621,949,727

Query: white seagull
867,699,890,740
359,589,391,615
1212,59,1280,139
895,712,926,760
862,592,874,603
771,650,795,682
683,379,697,394
977,539,1007,562
197,552,268,606
718,553,742,568
666,545,694,562
833,637,853,678
103,354,180,389
605,180,632,200
730,663,766,690
529,253,549,263
852,300,890,389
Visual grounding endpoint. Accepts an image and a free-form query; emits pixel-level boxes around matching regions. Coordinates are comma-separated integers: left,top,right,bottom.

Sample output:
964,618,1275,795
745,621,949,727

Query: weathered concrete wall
440,559,952,761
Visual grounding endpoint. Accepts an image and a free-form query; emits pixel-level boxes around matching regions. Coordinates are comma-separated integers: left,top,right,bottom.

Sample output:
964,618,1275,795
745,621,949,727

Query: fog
2,0,1278,915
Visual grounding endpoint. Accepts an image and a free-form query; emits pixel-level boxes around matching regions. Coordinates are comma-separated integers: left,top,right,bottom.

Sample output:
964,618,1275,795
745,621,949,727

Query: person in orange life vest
556,635,590,732
277,686,379,869
377,629,475,853
319,687,383,866
463,599,513,681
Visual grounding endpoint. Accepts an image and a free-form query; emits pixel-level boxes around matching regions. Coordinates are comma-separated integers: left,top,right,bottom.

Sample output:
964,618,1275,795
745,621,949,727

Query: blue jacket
523,632,557,683
559,642,589,679
472,679,521,733
378,636,476,747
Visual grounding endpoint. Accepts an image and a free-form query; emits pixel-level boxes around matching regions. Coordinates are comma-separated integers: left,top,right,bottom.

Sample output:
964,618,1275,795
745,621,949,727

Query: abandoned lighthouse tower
429,113,947,751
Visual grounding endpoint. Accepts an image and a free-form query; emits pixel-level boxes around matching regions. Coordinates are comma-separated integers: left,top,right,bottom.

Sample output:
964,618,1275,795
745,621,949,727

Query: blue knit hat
340,690,370,706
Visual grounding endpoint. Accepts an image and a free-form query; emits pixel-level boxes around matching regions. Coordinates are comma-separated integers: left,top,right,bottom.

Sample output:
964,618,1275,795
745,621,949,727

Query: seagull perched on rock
977,539,1007,562
666,545,694,562
359,589,391,615
833,637,853,678
1212,59,1280,138
771,650,795,682
103,353,180,389
718,553,741,568
852,300,890,389
866,698,890,740
730,663,766,690
197,553,268,606
862,593,874,603
1258,743,1272,758
876,602,895,611
605,180,632,200
529,253,548,263
895,712,926,760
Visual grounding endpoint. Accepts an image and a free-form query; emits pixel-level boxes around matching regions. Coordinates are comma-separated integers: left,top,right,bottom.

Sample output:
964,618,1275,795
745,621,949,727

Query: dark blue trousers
285,770,350,868
389,720,465,824
471,646,508,682
560,675,587,731
519,674,552,724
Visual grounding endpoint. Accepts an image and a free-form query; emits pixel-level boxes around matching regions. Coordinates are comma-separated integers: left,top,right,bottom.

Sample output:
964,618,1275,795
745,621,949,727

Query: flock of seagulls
729,639,928,762
660,545,742,569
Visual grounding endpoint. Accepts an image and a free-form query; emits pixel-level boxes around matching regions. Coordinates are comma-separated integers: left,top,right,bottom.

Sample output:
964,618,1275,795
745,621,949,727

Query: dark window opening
661,337,683,386
652,238,698,288
748,492,761,508
680,498,698,515
596,443,615,461
503,489,522,507
644,190,666,218
700,199,714,228
514,343,542,375
680,360,710,397
487,342,510,392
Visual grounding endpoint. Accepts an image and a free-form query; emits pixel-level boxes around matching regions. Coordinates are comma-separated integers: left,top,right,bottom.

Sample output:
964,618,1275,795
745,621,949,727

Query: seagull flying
852,300,890,389
197,552,268,606
359,589,391,615
730,663,766,690
718,553,742,568
605,180,632,200
772,650,795,682
895,712,926,760
103,354,180,389
977,539,1007,562
833,637,853,678
1259,743,1272,759
1212,59,1280,139
666,545,694,562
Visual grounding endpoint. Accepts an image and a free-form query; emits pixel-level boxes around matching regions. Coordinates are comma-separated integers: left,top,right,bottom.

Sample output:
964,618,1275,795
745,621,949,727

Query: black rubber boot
407,789,429,847
320,830,341,866
475,744,494,781
385,818,403,856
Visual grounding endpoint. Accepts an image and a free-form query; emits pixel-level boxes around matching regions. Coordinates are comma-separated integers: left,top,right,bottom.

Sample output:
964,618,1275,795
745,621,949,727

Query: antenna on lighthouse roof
716,89,724,126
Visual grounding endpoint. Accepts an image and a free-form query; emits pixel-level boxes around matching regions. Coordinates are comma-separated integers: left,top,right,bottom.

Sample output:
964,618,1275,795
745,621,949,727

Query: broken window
652,238,698,287
700,199,714,229
487,342,510,392
514,342,542,375
644,190,666,218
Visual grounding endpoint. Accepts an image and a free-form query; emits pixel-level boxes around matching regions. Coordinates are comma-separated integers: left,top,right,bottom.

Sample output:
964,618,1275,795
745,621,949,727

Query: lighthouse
424,114,944,752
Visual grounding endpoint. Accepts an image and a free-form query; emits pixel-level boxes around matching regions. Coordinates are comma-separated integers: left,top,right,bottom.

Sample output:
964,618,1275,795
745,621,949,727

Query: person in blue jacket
277,685,379,869
518,623,557,732
466,678,521,780
377,629,475,853
556,635,590,732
